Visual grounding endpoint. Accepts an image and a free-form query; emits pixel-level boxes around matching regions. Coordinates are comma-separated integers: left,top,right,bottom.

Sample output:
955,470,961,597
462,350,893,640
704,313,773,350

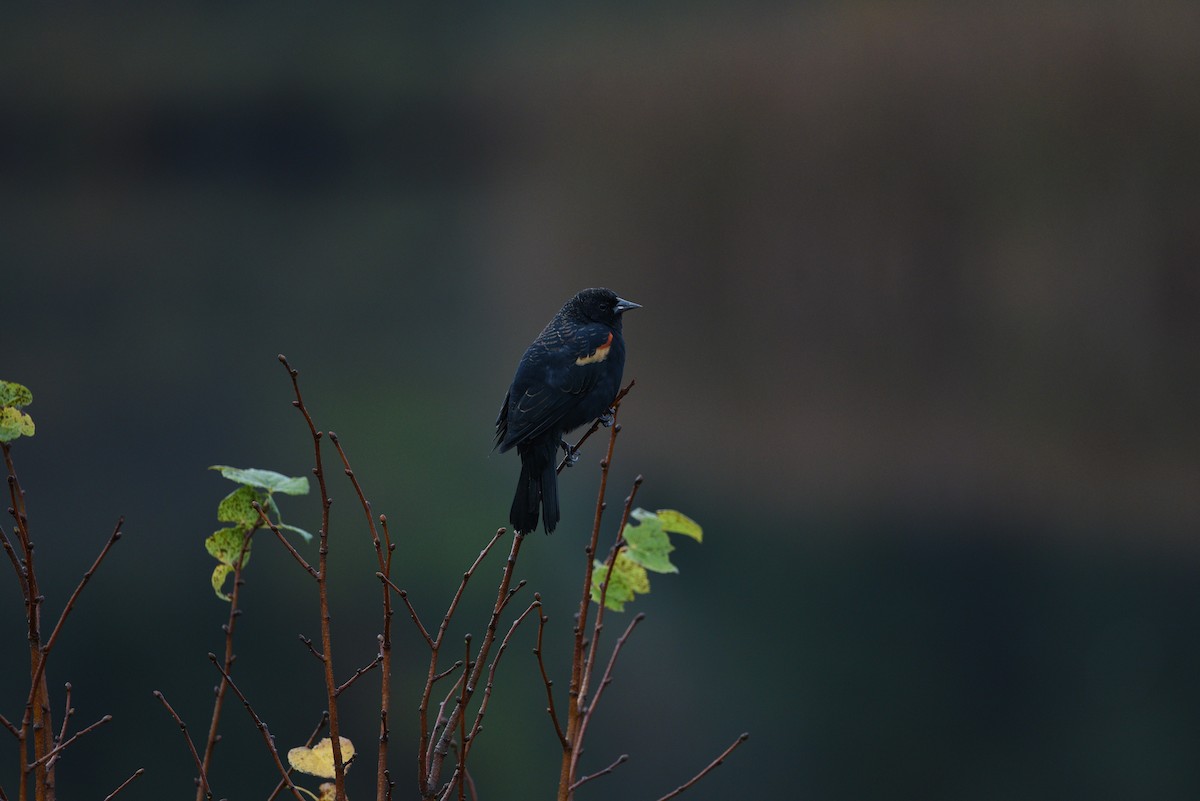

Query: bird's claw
598,409,615,428
560,440,580,467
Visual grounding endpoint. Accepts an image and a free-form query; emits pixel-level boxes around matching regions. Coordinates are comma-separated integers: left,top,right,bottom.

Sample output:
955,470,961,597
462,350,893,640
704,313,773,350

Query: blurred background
3,2,1199,799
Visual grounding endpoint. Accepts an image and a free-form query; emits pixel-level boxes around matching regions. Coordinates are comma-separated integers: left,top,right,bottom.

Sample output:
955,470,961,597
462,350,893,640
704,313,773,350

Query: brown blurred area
3,3,1199,799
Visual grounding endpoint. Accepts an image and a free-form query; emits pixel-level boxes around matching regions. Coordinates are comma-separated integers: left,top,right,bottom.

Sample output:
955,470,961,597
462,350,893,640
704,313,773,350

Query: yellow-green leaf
0,381,32,408
205,527,251,568
0,407,35,442
655,509,703,542
288,737,356,778
217,486,263,527
211,564,235,601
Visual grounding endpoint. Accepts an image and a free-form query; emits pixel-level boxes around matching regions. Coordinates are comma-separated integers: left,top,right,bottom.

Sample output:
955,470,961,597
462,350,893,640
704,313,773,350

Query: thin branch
580,476,643,710
568,753,628,792
102,768,145,801
0,711,18,740
559,405,625,800
432,661,464,684
463,599,541,758
428,532,528,792
418,527,508,796
299,635,326,663
378,575,433,649
329,429,399,801
557,380,636,474
24,518,125,717
0,522,26,599
334,654,383,697
253,502,317,578
278,354,348,801
267,712,329,801
207,653,306,801
153,690,212,800
581,613,644,742
28,713,111,770
55,682,73,746
197,524,257,801
532,597,567,748
651,733,750,801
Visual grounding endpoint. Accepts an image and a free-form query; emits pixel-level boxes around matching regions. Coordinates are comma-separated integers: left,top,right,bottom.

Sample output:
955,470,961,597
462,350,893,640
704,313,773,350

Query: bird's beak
614,297,642,314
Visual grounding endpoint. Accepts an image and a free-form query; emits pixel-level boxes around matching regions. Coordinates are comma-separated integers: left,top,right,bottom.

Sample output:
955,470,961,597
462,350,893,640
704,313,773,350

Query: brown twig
558,402,625,801
27,714,111,770
417,527,507,796
651,733,750,801
299,635,326,662
427,531,528,799
0,712,19,740
267,711,329,801
22,518,124,744
463,599,541,759
569,477,643,775
207,652,306,801
334,653,383,697
153,690,212,800
582,613,644,742
532,597,567,749
253,502,317,578
568,753,628,792
328,431,397,799
278,354,349,800
102,768,145,801
196,524,257,801
55,683,73,747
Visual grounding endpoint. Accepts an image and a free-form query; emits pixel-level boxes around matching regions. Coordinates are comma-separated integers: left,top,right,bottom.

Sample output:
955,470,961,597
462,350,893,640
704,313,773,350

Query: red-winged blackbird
495,288,641,534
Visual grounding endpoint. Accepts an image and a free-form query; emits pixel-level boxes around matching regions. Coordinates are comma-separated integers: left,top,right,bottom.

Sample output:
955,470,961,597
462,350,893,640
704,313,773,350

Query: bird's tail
511,440,560,534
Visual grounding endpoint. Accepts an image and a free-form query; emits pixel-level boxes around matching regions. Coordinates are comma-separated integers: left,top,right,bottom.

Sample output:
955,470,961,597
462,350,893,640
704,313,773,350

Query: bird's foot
598,409,615,428
560,439,580,467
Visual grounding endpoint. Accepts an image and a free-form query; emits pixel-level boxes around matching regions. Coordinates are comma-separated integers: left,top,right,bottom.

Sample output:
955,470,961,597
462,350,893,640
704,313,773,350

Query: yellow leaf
288,737,356,779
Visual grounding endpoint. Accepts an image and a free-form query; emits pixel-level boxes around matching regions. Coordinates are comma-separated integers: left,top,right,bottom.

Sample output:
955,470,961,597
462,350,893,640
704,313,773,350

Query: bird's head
567,288,642,328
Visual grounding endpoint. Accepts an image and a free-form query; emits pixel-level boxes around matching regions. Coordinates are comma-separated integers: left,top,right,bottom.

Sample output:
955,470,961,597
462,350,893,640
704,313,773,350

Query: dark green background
3,3,1199,799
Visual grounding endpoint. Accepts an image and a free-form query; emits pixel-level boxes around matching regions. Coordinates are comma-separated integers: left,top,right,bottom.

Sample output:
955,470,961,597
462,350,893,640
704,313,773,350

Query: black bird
496,288,641,534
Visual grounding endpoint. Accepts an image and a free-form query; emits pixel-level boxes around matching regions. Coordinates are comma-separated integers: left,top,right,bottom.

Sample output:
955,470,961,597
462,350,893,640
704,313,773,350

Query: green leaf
622,510,679,574
276,522,314,542
211,564,235,602
209,465,309,495
0,407,35,442
205,527,252,568
591,551,651,612
655,509,703,542
0,381,33,409
217,486,264,527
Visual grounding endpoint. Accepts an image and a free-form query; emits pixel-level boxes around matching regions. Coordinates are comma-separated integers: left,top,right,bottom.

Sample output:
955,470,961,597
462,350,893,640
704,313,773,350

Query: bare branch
651,733,750,801
207,653,306,801
334,654,383,697
464,599,541,758
197,524,258,801
378,575,433,649
0,711,18,740
55,682,74,746
25,517,125,711
28,713,111,770
299,634,326,663
102,768,145,801
568,753,628,792
253,501,317,578
532,599,567,749
153,690,212,800
278,354,349,801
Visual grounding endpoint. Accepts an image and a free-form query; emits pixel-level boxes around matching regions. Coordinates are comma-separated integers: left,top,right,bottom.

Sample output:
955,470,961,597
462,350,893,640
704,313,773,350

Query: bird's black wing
496,323,615,451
